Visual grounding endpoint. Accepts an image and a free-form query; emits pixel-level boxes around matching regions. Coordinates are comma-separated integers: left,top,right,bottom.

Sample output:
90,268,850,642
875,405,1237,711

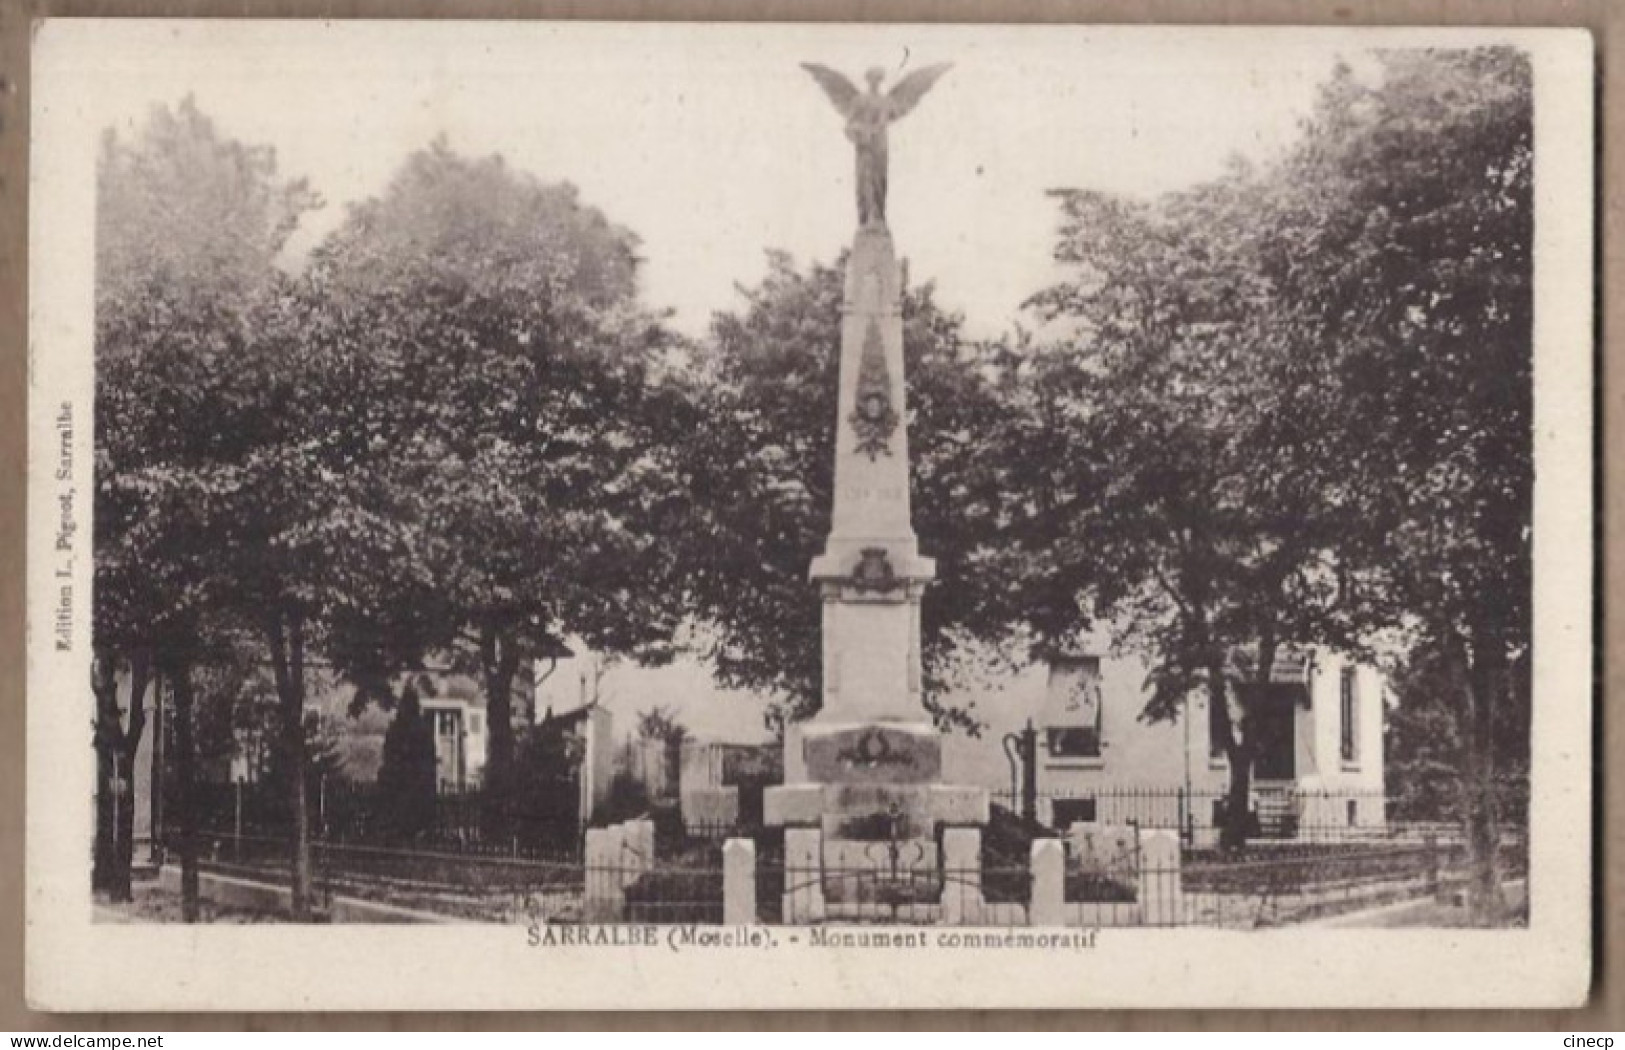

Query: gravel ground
93,879,289,923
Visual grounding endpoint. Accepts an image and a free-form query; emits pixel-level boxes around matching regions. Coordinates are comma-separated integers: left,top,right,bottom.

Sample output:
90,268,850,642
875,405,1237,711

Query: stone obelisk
766,65,986,902
804,222,936,727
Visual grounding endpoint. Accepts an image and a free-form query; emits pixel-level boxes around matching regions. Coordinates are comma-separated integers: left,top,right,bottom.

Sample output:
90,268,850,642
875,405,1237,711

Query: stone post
599,823,635,891
1137,828,1182,927
942,827,982,925
783,827,825,924
1030,838,1065,927
584,827,624,923
723,838,757,925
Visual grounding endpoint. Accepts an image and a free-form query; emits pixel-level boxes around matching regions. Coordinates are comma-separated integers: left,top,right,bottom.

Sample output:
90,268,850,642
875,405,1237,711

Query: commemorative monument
764,63,990,921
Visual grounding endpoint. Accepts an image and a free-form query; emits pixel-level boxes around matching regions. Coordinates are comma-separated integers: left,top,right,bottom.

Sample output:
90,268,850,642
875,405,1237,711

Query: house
999,640,1386,842
521,631,1389,843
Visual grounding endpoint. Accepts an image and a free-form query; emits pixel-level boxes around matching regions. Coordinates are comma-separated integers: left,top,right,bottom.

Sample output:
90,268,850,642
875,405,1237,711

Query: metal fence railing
164,820,1524,929
161,776,1529,928
990,784,1529,847
189,778,1529,856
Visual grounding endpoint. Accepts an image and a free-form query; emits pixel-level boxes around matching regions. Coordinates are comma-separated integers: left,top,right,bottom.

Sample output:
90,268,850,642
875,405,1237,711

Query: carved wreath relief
849,320,899,460
851,547,901,594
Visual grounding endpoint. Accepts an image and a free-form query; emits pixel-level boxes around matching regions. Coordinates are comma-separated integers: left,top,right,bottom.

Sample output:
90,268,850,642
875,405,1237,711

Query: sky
43,21,1397,749
44,20,1383,339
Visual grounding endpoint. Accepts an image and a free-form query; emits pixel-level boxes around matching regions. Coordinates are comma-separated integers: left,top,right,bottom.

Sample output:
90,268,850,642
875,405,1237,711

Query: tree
636,705,691,746
89,652,148,900
509,716,586,853
1385,632,1530,827
209,260,465,918
373,683,439,840
1268,49,1535,921
94,98,319,914
1018,172,1373,849
1019,48,1535,893
672,252,1022,732
307,142,685,832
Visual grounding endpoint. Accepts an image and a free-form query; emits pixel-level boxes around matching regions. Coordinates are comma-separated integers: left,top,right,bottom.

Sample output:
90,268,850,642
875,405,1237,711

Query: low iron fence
165,777,1529,928
188,779,585,862
188,778,1528,860
164,821,1524,929
990,783,1528,848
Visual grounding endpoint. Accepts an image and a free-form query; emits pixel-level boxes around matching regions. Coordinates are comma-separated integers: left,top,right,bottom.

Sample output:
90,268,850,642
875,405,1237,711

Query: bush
623,866,722,924
596,772,652,826
981,804,1053,903
1065,869,1137,903
502,722,585,855
374,686,437,841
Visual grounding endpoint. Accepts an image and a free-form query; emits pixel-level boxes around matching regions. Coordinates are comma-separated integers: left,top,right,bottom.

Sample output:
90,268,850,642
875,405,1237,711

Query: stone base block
766,782,989,829
765,783,825,827
801,721,942,784
822,782,938,840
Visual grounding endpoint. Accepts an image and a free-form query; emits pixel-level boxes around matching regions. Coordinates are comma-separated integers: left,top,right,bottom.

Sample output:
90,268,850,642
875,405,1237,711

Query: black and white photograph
25,20,1592,1011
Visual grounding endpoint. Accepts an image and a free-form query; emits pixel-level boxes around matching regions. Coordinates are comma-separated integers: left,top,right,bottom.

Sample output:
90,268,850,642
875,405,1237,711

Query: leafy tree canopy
672,251,1023,733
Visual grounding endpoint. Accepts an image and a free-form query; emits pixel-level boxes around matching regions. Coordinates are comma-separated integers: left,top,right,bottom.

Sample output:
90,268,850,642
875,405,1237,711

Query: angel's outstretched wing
885,63,952,120
801,63,861,118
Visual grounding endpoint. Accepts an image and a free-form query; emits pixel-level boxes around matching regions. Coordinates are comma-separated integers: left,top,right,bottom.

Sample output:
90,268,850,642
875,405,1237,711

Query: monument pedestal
767,724,988,832
765,222,987,919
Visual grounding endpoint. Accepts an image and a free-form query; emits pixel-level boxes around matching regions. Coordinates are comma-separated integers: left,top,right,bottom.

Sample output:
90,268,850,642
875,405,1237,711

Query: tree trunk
90,653,149,901
268,609,314,921
1220,736,1256,852
480,621,521,835
92,732,116,896
1459,625,1507,925
149,670,164,865
1213,634,1282,853
91,655,119,895
1207,661,1253,852
110,658,150,902
167,660,200,922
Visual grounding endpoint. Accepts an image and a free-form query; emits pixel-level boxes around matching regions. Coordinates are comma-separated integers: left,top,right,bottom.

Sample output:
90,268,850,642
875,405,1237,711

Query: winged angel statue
801,63,953,228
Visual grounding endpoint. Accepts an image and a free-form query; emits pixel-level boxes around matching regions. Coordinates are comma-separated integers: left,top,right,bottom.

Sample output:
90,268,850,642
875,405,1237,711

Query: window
1042,656,1104,760
1339,667,1359,765
1209,693,1229,759
1047,726,1101,759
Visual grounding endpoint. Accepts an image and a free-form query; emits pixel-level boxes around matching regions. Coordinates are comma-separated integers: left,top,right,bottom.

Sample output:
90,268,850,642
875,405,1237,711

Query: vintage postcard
25,20,1593,1010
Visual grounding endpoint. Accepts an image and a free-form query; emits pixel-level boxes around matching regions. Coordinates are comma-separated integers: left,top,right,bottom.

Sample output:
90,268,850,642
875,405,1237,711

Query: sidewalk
1307,880,1528,928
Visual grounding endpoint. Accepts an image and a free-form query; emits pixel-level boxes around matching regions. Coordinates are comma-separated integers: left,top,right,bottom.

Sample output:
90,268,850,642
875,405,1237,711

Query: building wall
520,637,1388,835
938,647,1192,793
1004,648,1385,831
578,705,615,822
